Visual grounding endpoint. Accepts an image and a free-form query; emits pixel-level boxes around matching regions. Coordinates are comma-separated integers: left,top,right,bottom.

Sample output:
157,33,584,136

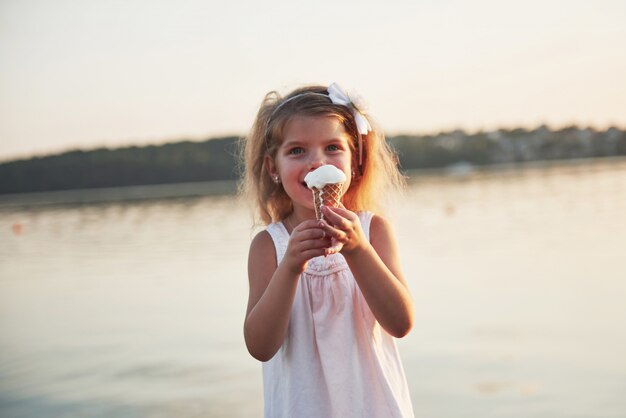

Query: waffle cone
312,183,343,220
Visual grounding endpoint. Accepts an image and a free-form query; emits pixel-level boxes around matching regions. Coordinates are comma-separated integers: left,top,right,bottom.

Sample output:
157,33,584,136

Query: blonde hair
240,84,404,225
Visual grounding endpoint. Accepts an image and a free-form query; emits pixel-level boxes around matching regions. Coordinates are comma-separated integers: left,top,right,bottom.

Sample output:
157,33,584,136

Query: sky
1,0,625,161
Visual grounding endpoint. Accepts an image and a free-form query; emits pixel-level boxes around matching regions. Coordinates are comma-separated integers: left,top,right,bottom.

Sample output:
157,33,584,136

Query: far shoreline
1,156,625,209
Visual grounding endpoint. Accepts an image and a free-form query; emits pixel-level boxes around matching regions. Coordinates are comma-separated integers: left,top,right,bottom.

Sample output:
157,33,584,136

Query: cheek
345,150,356,175
281,162,302,179
274,157,292,174
337,168,351,191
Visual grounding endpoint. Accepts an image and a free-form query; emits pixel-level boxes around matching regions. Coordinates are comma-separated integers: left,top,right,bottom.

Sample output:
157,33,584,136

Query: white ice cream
304,165,346,189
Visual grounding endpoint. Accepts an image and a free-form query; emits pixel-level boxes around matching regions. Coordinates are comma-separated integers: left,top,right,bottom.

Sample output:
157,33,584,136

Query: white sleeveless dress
263,212,414,418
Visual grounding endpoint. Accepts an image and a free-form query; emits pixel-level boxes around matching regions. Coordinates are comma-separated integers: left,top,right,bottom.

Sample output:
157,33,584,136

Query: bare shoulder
369,213,396,245
246,229,278,314
248,229,278,279
248,229,276,262
368,213,405,281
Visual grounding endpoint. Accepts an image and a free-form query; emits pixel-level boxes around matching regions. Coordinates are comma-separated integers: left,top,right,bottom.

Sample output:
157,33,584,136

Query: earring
273,175,280,184
351,170,356,179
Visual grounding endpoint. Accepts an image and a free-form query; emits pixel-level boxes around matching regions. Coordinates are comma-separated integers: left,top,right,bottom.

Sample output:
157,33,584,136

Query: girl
242,83,415,417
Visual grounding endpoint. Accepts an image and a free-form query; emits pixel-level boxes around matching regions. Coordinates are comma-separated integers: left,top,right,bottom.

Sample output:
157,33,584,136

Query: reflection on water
1,159,625,418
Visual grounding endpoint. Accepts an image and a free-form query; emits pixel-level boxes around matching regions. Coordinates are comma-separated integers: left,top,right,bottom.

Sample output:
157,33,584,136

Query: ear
264,155,278,179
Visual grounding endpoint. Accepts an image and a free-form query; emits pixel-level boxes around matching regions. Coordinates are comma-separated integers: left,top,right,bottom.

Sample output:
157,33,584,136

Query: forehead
282,115,350,143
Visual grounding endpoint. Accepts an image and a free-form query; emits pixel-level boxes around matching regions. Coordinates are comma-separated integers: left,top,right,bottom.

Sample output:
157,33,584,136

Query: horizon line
2,121,625,165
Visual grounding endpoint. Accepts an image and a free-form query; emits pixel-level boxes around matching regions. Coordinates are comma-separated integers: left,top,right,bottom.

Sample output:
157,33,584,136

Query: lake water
1,159,625,418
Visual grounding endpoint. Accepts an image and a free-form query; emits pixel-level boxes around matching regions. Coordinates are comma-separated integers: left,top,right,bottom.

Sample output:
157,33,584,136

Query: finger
301,236,333,250
324,205,355,219
321,207,351,229
301,248,327,259
298,236,333,249
295,228,327,241
292,219,325,232
324,241,344,256
309,237,334,249
318,222,346,240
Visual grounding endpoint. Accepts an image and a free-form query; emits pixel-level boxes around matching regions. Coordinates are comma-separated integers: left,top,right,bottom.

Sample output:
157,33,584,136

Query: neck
284,207,316,232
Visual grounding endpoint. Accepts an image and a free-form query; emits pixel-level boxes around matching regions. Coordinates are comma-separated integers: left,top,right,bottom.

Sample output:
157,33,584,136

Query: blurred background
1,1,625,417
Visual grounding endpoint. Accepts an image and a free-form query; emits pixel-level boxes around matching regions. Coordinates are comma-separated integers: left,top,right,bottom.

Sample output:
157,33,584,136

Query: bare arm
320,207,414,338
244,221,329,361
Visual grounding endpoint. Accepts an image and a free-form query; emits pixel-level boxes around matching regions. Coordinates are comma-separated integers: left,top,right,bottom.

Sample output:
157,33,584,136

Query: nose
308,151,326,171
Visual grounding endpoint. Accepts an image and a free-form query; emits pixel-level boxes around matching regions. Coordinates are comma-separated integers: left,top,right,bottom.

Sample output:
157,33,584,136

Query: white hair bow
327,83,372,166
328,83,372,135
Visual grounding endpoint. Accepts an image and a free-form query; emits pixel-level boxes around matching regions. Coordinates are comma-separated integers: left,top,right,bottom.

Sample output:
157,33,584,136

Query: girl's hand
283,219,331,274
319,205,368,256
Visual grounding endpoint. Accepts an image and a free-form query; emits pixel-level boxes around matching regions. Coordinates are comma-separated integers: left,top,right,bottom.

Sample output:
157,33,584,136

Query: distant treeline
0,138,240,194
1,126,625,194
390,125,626,169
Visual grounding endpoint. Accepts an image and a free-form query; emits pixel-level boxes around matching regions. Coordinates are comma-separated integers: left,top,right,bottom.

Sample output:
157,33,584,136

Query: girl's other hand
319,205,367,256
284,219,331,274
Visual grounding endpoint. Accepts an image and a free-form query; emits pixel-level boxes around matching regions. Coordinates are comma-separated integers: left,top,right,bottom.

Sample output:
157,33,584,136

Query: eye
287,147,304,155
326,144,341,151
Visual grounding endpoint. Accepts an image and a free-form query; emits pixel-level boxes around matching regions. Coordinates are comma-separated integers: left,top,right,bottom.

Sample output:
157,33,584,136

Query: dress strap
265,222,290,264
358,211,374,242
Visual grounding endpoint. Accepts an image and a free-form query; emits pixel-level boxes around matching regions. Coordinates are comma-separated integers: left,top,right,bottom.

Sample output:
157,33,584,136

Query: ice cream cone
304,165,347,221
312,183,343,220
